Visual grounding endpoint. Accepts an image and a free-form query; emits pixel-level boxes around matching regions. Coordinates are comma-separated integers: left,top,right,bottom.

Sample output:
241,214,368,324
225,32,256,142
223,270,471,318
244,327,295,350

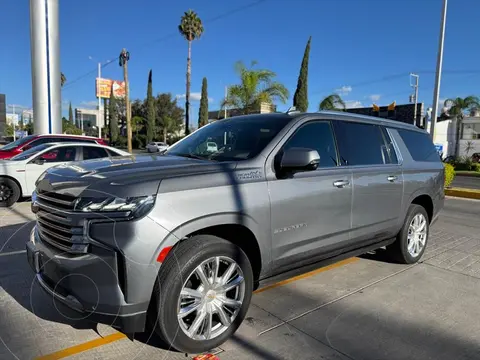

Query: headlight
74,195,155,218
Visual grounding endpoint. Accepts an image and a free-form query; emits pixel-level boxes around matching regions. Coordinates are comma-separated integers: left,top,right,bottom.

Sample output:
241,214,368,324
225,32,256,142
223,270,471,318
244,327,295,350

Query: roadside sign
434,143,443,155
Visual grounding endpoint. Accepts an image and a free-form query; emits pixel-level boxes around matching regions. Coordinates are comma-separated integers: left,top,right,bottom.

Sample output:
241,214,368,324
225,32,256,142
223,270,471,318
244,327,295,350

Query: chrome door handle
387,175,397,182
333,180,350,188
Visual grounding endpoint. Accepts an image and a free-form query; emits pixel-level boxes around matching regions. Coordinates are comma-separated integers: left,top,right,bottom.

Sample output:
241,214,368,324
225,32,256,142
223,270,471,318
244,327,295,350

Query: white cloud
176,92,214,103
344,100,363,109
368,94,381,102
335,85,352,95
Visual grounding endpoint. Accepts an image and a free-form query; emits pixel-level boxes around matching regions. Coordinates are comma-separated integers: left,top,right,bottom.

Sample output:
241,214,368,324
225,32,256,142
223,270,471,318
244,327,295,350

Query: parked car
146,141,169,153
0,134,108,160
0,142,129,207
26,111,444,354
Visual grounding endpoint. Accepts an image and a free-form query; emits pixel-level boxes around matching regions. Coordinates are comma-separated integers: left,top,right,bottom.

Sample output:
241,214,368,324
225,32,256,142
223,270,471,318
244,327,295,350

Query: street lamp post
119,49,132,153
429,0,448,139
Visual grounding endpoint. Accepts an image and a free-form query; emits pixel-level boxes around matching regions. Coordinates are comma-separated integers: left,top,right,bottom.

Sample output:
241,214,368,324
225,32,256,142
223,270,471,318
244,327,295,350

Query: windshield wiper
173,153,209,160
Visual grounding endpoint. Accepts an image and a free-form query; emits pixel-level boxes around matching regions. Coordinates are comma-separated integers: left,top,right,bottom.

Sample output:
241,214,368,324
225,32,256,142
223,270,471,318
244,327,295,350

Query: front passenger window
282,121,338,168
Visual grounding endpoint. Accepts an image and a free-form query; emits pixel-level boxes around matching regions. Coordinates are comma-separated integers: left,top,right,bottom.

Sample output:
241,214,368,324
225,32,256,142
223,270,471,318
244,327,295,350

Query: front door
332,121,404,243
26,146,78,194
267,120,353,273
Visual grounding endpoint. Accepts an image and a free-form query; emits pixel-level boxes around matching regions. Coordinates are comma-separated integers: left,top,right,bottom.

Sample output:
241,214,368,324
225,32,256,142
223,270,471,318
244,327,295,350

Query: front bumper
26,227,148,333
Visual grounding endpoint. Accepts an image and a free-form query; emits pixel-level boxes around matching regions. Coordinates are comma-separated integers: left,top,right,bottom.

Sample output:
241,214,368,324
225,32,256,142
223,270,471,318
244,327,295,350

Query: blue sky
1,0,479,121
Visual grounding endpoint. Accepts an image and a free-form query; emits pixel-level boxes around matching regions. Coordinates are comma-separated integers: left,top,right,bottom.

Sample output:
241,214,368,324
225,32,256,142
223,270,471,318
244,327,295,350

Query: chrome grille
34,192,89,254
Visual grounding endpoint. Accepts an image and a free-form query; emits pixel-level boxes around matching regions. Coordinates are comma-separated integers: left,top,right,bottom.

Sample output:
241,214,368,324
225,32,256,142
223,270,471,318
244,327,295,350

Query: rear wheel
0,178,21,208
387,204,429,264
149,235,253,354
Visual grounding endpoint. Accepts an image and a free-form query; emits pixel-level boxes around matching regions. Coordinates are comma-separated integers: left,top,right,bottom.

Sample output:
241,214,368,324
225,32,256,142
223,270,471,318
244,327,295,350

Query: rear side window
83,146,110,160
282,121,338,168
397,129,440,162
333,122,387,166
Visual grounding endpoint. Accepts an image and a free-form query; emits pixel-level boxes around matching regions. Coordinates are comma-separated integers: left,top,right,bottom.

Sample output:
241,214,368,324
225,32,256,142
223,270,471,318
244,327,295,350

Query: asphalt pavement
1,197,480,359
452,175,480,189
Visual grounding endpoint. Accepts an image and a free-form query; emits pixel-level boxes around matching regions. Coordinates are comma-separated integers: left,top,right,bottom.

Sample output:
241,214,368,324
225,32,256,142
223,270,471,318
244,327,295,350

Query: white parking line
0,250,27,257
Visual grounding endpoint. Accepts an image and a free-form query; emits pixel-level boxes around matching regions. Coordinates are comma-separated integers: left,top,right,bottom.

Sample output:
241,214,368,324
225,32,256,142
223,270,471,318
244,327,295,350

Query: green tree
156,93,184,143
146,70,155,143
293,36,311,112
62,118,82,135
131,116,144,136
221,61,289,115
444,96,480,156
68,102,73,123
4,124,14,137
25,122,33,135
198,77,209,128
319,94,346,111
109,86,119,144
178,9,204,136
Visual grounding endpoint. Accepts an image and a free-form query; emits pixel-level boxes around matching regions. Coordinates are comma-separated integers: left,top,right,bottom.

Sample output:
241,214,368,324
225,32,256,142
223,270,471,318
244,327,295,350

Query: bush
444,163,455,188
472,163,480,173
132,134,147,149
115,136,127,148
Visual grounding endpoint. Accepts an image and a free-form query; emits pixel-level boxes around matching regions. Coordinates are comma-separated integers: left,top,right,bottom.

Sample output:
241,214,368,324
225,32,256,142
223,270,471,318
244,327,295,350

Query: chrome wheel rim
407,213,427,257
177,256,245,341
0,183,13,202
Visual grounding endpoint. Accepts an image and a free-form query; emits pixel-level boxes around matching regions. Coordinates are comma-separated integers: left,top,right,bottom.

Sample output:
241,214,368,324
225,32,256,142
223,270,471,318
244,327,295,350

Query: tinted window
283,121,338,168
40,146,77,163
397,129,440,162
0,135,35,150
380,127,399,164
83,146,109,160
333,122,387,166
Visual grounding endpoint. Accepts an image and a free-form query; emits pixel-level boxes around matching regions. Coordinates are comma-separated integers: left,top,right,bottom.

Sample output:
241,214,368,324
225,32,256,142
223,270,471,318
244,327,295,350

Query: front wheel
387,204,430,264
0,178,21,208
149,235,253,354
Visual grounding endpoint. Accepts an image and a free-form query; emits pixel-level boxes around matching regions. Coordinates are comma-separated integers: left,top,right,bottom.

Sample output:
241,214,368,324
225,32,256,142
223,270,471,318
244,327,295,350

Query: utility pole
97,62,102,138
409,73,419,125
430,0,448,139
119,48,132,153
224,86,228,119
12,105,16,141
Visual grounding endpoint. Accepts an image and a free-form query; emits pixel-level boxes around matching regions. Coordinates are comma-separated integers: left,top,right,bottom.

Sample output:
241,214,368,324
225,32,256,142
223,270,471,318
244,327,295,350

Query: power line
61,0,268,91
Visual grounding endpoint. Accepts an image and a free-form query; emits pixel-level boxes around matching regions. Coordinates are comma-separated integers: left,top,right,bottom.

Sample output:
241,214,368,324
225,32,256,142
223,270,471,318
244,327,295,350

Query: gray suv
26,111,444,354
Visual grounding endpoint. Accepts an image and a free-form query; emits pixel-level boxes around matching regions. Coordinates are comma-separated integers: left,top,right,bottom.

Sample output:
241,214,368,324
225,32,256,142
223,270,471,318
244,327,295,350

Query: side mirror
33,158,45,165
280,147,320,173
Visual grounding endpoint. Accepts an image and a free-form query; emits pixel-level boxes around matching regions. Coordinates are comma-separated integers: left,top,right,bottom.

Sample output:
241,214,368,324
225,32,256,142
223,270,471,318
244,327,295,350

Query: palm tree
60,72,66,87
131,116,144,136
178,10,204,136
443,96,480,156
221,61,289,115
318,94,346,111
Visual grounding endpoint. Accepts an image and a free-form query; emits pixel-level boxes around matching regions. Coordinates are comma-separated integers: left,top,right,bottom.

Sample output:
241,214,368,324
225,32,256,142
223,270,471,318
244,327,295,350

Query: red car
0,134,108,160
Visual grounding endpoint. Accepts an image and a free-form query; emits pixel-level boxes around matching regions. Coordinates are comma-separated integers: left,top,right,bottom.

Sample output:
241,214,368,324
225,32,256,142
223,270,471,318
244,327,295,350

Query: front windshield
0,135,35,151
10,143,52,161
166,114,293,161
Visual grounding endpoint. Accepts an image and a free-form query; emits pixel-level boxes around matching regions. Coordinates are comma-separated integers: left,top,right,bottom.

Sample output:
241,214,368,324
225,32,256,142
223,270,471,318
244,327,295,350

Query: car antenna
286,106,300,114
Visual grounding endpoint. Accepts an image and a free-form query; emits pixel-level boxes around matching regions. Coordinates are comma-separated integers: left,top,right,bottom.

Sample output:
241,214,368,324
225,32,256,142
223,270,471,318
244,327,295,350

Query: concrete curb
445,187,480,200
455,172,480,178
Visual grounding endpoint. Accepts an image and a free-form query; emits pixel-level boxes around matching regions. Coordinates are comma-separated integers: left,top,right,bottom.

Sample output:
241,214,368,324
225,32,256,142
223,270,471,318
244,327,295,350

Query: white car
0,142,129,207
146,142,168,153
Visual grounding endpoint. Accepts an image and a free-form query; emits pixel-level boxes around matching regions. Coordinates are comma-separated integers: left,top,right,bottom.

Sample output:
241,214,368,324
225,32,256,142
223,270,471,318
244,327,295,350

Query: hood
0,150,15,160
36,154,237,199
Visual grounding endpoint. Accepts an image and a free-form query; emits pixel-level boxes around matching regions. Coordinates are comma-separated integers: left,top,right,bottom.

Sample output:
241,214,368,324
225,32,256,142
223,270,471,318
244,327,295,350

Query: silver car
26,111,444,354
146,141,168,153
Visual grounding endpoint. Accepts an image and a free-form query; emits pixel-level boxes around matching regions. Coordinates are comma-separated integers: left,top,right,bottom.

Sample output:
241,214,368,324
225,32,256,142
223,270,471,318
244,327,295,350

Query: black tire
0,177,21,208
387,204,429,264
149,235,254,354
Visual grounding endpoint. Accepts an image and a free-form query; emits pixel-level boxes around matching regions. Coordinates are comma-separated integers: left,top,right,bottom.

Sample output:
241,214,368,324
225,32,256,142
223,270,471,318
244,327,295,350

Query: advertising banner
96,78,126,99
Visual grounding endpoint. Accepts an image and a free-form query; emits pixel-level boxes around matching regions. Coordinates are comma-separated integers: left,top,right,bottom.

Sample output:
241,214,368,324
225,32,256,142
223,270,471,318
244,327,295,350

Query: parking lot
1,197,480,360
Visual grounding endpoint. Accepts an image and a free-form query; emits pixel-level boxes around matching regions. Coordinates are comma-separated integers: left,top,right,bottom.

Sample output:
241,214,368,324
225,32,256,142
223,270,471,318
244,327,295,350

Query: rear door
333,121,404,244
268,119,353,272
